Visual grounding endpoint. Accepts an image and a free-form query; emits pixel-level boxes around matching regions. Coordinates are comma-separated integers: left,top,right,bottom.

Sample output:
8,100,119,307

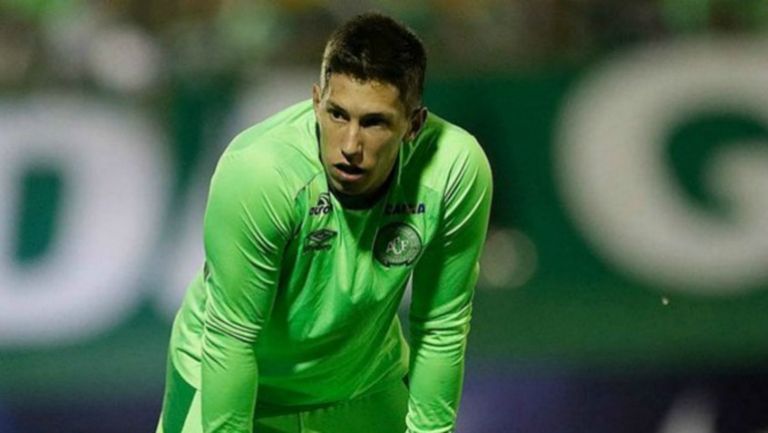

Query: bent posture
156,12,493,433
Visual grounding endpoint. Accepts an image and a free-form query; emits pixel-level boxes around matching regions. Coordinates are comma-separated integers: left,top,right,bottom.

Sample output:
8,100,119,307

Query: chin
332,180,367,196
337,184,365,196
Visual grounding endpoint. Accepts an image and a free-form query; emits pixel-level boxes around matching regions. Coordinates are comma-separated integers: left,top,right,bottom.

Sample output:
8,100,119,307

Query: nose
340,124,362,164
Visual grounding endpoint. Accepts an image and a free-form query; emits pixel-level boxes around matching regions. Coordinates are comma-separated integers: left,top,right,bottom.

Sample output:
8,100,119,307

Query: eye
328,108,345,121
361,116,389,128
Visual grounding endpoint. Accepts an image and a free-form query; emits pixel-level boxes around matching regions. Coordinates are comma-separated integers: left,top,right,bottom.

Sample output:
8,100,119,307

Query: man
156,12,492,433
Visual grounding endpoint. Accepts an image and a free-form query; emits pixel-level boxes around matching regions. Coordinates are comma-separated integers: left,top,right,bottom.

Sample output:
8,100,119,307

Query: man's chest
278,179,442,313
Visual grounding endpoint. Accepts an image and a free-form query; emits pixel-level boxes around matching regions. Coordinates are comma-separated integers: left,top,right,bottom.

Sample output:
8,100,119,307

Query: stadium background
2,1,768,432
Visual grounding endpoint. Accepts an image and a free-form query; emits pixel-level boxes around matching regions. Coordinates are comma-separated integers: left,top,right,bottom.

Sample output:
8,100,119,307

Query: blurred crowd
1,0,767,97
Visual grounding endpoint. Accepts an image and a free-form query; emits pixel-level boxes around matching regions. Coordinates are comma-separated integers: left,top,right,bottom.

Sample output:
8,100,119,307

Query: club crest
374,223,422,266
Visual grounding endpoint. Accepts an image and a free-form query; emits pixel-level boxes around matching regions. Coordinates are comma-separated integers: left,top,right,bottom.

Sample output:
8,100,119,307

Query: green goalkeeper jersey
168,100,492,433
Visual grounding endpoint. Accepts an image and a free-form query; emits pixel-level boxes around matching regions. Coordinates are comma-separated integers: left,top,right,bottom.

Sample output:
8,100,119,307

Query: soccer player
156,12,492,433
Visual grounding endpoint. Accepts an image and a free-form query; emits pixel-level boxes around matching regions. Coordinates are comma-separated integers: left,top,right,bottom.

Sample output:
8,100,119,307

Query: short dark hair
320,13,427,110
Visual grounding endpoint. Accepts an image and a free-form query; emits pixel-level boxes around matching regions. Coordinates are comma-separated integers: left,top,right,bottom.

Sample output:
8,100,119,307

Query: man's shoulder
227,99,316,155
216,100,321,190
422,113,478,146
404,112,490,188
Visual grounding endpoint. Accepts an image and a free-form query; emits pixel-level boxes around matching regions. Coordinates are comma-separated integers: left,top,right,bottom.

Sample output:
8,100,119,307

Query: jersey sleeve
407,137,493,433
200,150,296,433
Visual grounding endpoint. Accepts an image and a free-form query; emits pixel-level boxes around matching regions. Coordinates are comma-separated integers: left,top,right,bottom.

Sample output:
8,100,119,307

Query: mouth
333,163,366,182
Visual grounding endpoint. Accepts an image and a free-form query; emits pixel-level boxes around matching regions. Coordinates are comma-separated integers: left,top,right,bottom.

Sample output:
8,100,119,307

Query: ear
312,83,322,112
406,106,428,142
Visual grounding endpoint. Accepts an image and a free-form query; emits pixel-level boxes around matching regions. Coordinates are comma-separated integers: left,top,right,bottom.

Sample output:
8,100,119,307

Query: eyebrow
327,100,396,122
327,101,348,115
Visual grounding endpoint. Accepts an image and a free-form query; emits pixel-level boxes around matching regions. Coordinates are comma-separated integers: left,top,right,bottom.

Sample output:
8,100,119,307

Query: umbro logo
310,192,332,216
304,228,337,252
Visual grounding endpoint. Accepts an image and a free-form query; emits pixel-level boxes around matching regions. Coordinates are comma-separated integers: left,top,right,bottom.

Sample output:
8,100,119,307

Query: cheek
368,136,400,165
319,124,339,154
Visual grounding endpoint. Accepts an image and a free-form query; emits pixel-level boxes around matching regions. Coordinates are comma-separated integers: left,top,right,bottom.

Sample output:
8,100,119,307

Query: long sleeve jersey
167,100,493,433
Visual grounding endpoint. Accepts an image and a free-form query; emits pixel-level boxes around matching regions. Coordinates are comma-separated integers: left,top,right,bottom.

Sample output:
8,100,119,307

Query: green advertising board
2,38,768,405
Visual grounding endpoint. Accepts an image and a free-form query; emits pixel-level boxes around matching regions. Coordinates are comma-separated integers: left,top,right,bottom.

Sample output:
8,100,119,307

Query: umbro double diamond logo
304,228,337,252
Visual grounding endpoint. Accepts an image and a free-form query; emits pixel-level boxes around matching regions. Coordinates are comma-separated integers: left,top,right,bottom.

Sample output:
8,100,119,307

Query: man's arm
200,150,295,432
407,138,493,433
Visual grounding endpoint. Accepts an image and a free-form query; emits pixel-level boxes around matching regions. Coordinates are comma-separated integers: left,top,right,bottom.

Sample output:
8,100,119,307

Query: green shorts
156,357,409,433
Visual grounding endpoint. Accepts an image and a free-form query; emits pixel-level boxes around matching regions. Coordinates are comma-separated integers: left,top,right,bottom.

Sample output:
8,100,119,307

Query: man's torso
170,99,479,406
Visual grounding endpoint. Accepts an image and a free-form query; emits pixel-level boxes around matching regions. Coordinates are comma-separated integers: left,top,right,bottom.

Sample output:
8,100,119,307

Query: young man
156,12,492,433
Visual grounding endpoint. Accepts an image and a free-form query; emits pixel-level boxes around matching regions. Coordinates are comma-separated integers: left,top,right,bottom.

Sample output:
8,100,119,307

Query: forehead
323,74,406,116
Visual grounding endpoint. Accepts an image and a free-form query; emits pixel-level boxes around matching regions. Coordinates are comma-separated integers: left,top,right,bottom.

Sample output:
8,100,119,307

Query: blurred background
2,0,768,432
